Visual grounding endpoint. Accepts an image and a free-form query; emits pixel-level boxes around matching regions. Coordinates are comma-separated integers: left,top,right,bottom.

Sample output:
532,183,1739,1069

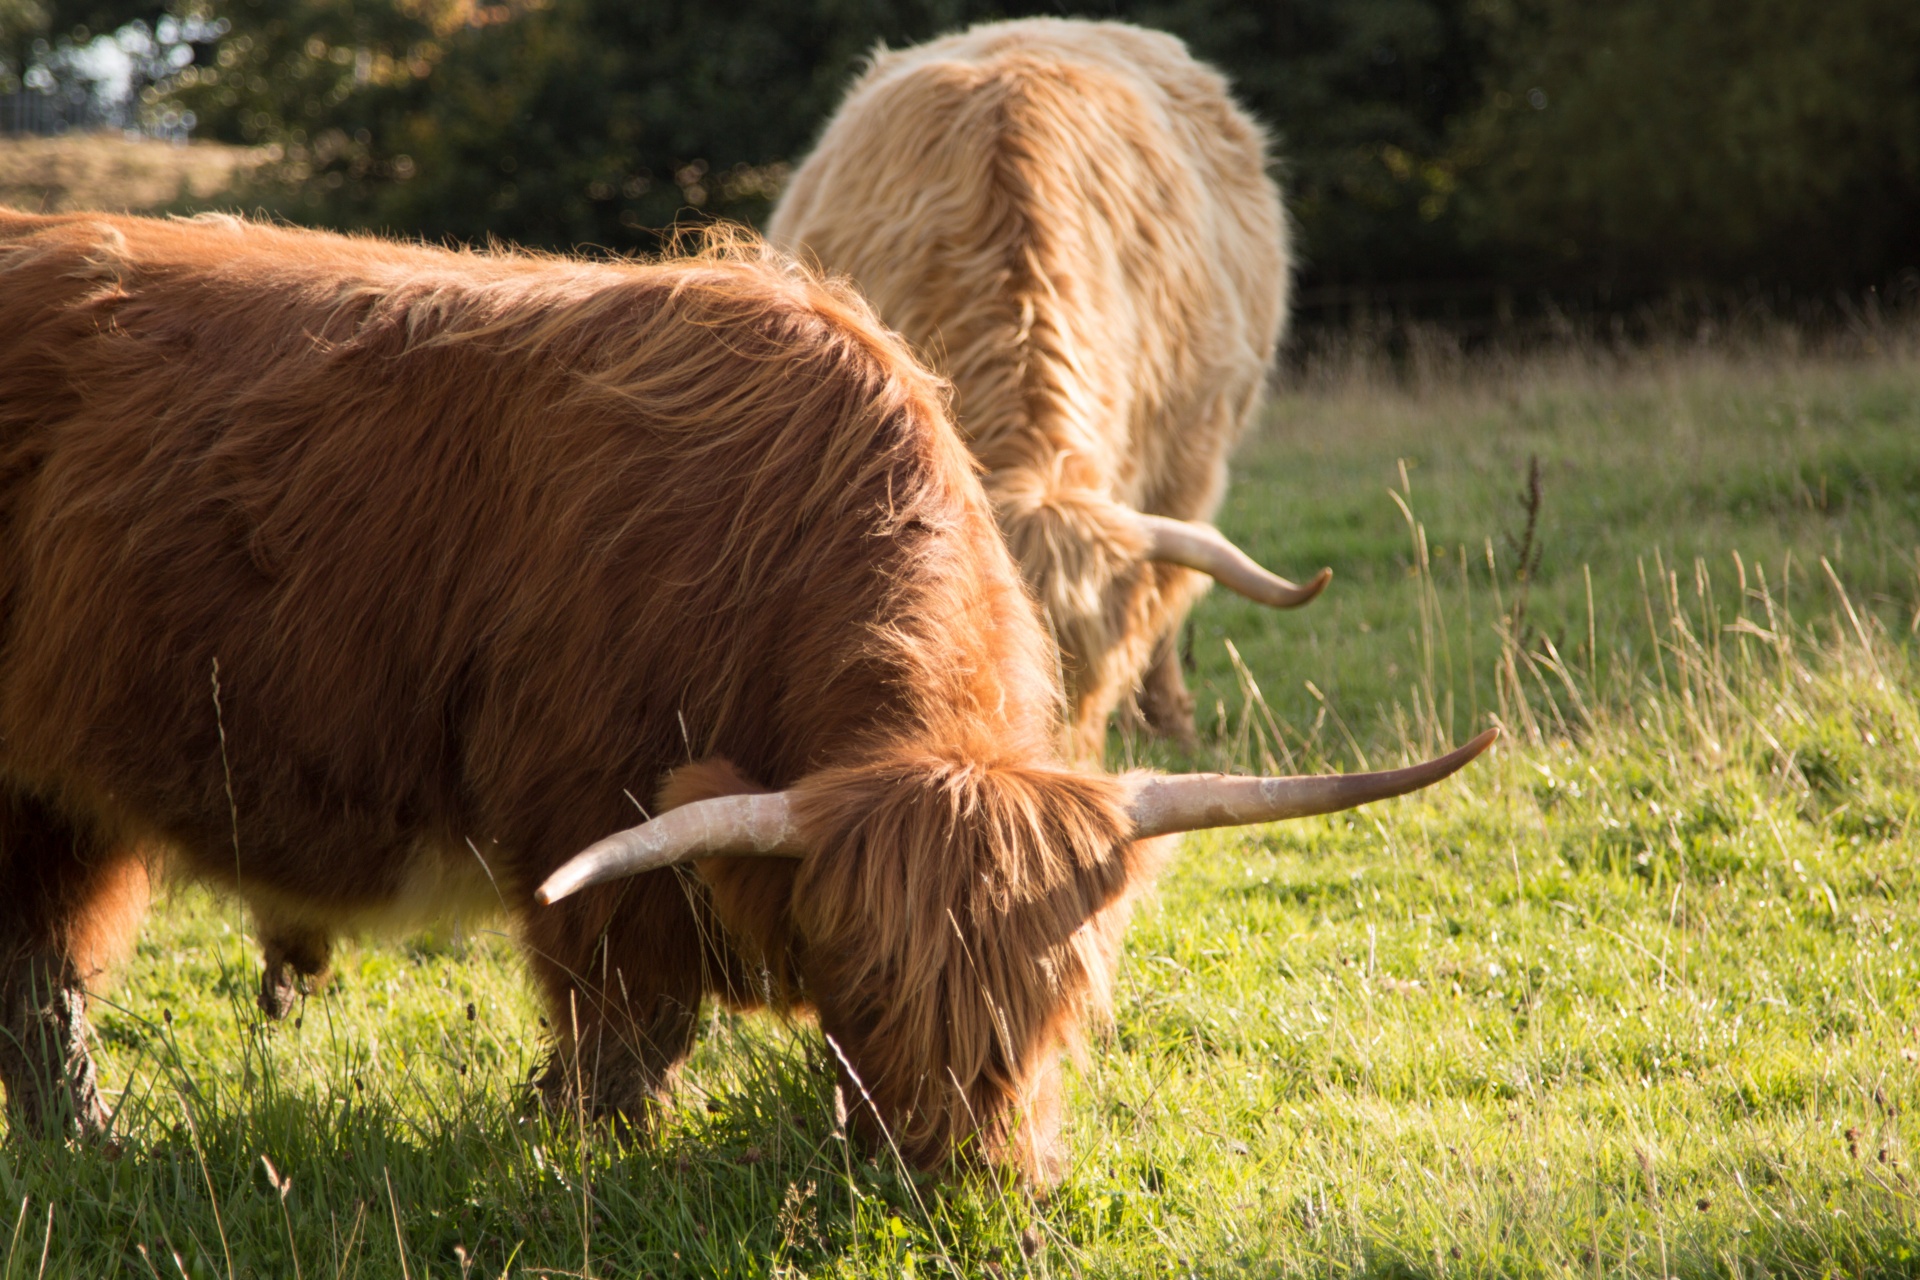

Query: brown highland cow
0,208,1490,1179
770,18,1323,757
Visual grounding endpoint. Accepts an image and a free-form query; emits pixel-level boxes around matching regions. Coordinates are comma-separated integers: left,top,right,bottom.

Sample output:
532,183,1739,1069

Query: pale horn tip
534,866,589,906
1290,565,1334,606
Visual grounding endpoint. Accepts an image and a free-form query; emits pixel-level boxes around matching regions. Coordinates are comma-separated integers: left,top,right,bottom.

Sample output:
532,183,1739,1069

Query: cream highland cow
771,17,1326,757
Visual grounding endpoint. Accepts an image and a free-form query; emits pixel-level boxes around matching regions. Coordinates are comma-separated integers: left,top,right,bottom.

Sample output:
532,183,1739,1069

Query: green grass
6,334,1920,1278
1171,331,1920,767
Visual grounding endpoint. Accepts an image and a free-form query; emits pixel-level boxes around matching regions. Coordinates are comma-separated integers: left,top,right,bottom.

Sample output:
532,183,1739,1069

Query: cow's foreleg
527,984,701,1137
520,869,739,1132
1138,625,1197,747
0,791,149,1140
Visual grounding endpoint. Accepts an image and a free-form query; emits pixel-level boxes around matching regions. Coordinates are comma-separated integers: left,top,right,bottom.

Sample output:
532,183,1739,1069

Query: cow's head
537,728,1496,1178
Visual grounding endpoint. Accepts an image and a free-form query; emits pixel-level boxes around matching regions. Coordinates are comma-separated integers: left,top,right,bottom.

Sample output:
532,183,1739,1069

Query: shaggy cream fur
771,18,1292,756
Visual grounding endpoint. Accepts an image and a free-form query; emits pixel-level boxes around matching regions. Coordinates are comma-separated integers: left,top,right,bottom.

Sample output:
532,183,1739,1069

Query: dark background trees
6,0,1917,311
1454,0,1920,297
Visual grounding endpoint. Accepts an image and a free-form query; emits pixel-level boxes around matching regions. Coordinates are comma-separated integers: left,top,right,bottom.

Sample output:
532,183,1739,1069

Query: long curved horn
535,792,801,905
537,729,1497,905
1136,513,1331,608
1126,727,1499,838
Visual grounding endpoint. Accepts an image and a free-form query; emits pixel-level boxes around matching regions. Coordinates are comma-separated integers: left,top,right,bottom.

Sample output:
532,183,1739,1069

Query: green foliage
18,0,1920,292
1453,0,1920,291
167,0,983,246
0,0,48,89
1084,0,1493,291
3,0,203,128
158,0,1496,275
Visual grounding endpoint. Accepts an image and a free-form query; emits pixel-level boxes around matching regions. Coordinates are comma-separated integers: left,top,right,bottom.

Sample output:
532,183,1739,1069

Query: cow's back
0,209,1052,910
769,18,1289,524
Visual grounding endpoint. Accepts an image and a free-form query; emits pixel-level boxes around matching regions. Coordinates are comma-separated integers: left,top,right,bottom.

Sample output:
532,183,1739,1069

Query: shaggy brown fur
0,207,1168,1178
769,18,1293,756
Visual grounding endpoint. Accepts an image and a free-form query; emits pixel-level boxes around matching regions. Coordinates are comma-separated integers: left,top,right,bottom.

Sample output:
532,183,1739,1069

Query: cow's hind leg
0,791,149,1140
257,923,331,1020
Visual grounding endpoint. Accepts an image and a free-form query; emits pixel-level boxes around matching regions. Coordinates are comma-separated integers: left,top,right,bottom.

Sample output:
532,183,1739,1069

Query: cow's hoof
259,962,298,1020
1138,692,1198,749
257,928,331,1021
527,1053,660,1145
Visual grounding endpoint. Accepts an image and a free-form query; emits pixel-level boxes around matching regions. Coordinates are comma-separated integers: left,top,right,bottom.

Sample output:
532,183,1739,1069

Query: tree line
5,0,1917,309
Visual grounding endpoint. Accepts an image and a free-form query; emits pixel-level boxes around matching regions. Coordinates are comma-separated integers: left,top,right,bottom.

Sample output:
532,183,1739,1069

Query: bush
14,0,1915,299
1452,0,1920,294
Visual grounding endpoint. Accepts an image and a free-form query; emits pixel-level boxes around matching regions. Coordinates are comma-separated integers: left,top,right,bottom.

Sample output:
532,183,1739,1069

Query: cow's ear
655,756,774,812
657,756,803,1002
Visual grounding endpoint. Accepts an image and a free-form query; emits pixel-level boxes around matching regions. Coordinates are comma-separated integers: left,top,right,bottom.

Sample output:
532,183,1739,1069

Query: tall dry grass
0,132,263,215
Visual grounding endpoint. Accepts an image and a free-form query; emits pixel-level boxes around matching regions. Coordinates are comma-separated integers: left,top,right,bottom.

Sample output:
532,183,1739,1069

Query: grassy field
3,331,1918,1278
0,134,262,215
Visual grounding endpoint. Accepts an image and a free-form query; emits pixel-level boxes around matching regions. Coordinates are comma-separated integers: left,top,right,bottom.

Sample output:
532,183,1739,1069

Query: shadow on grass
0,1018,1032,1279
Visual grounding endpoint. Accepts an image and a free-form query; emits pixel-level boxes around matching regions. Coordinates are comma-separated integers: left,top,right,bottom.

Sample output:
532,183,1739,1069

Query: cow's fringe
684,747,1163,1180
